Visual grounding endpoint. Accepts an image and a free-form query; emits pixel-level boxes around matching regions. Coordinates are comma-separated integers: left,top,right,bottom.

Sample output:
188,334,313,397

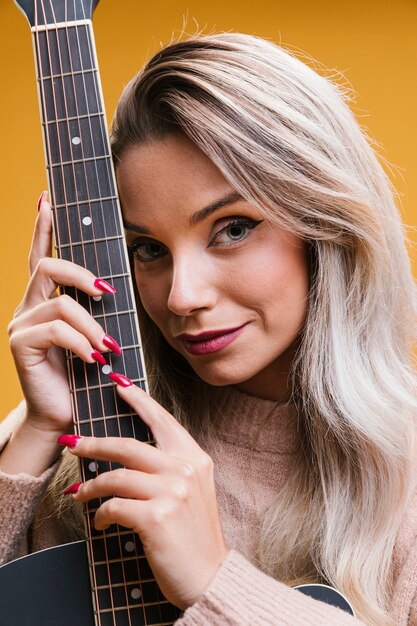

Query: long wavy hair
50,32,417,624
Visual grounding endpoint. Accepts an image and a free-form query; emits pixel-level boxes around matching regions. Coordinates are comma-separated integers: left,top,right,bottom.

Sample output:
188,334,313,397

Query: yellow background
0,0,416,418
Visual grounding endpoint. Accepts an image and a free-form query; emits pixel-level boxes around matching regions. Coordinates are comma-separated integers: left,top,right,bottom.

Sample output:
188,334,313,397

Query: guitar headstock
15,0,100,27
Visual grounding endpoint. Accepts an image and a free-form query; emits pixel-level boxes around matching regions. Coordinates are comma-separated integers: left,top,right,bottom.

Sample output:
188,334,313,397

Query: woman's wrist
0,416,67,477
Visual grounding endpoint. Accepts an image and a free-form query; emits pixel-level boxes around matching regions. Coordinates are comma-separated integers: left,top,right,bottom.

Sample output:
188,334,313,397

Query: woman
1,32,416,625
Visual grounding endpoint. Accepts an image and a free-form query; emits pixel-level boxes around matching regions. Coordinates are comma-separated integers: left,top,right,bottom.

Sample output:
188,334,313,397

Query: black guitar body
0,542,355,626
0,543,94,626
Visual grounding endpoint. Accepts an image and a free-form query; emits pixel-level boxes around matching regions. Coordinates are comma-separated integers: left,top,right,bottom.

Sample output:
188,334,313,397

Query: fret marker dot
82,216,92,226
131,588,142,600
102,365,112,375
125,541,135,553
93,295,102,302
72,136,81,145
88,461,97,473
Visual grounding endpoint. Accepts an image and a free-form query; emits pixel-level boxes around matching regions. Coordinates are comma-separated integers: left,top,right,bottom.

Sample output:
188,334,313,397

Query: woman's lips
177,324,247,356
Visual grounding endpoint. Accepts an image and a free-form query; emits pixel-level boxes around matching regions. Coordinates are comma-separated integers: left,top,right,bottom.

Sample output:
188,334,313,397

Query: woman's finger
28,192,52,276
21,256,113,310
9,294,108,352
64,435,178,474
93,497,153,533
74,468,166,502
10,320,103,367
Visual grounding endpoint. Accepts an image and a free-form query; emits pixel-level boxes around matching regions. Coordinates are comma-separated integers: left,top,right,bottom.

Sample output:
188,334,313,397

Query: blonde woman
1,33,417,625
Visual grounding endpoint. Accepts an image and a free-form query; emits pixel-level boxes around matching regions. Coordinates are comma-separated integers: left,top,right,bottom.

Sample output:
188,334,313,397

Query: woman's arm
177,550,365,626
0,402,63,565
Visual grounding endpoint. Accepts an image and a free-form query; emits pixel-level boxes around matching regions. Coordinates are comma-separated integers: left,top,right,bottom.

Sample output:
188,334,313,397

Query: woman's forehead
116,135,239,223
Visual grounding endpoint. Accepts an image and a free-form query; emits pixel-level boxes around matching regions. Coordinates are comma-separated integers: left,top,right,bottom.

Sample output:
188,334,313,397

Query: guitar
0,1,355,624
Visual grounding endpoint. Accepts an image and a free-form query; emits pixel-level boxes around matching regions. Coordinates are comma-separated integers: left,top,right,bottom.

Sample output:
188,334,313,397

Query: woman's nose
167,256,217,316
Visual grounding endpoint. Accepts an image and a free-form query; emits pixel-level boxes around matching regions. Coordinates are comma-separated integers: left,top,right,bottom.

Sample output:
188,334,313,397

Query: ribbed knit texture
1,390,417,624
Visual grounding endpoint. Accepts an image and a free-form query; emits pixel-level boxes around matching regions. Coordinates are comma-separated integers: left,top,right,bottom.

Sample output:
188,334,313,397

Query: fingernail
37,190,47,212
94,278,116,295
57,434,81,448
64,482,83,495
109,372,133,387
103,334,121,355
91,350,106,366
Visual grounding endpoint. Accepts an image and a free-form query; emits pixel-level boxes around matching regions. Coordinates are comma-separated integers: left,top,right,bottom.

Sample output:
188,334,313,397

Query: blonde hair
54,32,417,624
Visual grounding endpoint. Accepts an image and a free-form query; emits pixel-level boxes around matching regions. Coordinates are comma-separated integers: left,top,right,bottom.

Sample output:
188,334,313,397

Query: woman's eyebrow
189,191,243,225
123,191,243,235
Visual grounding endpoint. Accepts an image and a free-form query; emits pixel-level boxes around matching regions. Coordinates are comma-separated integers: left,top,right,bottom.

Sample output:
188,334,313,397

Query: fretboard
29,11,180,626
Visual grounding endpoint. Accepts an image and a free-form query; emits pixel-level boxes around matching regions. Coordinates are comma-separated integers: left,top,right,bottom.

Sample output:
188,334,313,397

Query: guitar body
0,543,94,626
0,542,355,625
0,542,181,626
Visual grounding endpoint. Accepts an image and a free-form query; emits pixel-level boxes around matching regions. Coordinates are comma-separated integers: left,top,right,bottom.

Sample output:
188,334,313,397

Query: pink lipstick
177,324,247,356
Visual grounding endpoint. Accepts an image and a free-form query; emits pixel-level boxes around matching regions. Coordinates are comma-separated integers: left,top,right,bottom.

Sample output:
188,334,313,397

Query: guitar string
54,0,119,623
34,0,89,482
36,1,116,623
69,7,139,625
61,0,145,622
44,0,120,623
78,1,160,622
31,6,112,617
73,4,142,624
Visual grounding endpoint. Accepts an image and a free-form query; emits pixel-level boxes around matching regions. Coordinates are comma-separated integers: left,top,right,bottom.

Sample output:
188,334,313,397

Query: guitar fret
39,68,97,81
95,616,173,626
65,310,137,329
76,412,138,424
65,272,131,281
91,530,141,540
31,19,91,33
96,579,156,590
93,308,137,319
57,235,125,249
49,155,111,168
98,602,174,612
43,112,105,125
94,555,147,566
70,377,145,393
55,195,118,209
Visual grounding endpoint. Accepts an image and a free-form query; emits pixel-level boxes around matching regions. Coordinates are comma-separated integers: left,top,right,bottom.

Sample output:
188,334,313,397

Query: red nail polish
57,434,81,448
103,334,122,355
109,372,133,387
91,350,106,366
37,190,47,212
64,482,83,495
94,278,116,295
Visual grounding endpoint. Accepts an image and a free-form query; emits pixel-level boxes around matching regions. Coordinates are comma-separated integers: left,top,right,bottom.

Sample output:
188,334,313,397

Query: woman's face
117,133,309,401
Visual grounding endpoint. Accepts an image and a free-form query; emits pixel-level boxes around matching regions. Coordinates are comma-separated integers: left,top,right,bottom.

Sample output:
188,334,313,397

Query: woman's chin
191,362,254,388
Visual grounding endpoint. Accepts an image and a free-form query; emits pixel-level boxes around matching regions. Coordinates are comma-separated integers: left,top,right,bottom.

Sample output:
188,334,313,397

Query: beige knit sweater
1,389,417,625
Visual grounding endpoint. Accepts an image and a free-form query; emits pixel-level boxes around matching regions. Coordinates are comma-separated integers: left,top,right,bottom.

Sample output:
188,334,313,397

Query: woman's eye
210,218,263,246
129,241,168,262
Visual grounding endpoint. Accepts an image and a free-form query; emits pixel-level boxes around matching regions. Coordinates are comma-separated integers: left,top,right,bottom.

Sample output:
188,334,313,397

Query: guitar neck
18,3,181,623
33,17,147,434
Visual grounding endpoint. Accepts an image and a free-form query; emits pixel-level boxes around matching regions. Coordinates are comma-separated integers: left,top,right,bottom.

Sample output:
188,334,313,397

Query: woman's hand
63,381,229,611
8,193,116,436
1,193,117,476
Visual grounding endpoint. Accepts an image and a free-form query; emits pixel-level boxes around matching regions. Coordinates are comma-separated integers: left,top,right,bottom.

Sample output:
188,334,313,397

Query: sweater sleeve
0,403,62,566
176,550,365,626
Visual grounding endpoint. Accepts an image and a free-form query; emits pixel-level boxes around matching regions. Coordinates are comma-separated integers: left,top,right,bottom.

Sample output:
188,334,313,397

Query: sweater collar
208,386,300,454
